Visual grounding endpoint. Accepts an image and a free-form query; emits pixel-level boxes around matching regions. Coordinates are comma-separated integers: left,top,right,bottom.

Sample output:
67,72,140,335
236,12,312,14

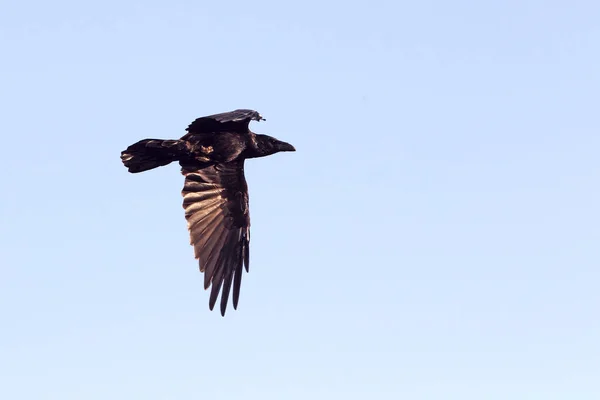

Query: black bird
120,109,295,315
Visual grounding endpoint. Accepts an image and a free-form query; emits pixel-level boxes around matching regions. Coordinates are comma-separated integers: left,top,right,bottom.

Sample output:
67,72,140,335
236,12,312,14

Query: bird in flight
120,109,295,316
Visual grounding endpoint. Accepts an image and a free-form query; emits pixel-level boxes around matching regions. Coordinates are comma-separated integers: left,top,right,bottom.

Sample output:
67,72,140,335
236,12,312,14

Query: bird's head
252,134,296,157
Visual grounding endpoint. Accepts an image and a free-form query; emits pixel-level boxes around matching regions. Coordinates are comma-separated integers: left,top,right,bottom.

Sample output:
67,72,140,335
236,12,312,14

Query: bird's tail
121,139,189,173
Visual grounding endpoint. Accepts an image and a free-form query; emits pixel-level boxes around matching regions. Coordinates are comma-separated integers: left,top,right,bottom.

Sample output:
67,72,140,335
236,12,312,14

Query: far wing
184,109,264,135
203,109,264,123
181,160,250,316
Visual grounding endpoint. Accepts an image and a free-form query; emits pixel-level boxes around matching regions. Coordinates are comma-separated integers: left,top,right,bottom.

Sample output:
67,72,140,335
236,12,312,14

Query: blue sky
1,0,599,398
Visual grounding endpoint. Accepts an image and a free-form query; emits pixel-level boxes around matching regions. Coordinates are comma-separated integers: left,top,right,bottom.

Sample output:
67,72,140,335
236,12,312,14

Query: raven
120,109,295,315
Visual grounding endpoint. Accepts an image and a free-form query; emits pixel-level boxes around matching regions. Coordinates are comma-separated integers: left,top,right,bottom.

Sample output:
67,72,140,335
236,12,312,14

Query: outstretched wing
184,109,264,135
181,160,250,316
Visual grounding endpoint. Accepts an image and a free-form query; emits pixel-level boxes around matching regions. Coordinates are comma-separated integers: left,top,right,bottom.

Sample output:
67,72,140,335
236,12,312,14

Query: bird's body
120,109,295,315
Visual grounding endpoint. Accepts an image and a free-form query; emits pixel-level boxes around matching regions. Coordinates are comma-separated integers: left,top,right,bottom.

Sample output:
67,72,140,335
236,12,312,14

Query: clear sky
1,0,599,399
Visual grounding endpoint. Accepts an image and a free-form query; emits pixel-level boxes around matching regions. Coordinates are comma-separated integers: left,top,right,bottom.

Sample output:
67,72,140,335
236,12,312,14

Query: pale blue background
1,1,599,399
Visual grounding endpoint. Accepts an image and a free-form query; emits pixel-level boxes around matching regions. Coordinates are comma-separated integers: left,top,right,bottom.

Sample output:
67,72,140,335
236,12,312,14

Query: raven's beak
276,140,296,152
